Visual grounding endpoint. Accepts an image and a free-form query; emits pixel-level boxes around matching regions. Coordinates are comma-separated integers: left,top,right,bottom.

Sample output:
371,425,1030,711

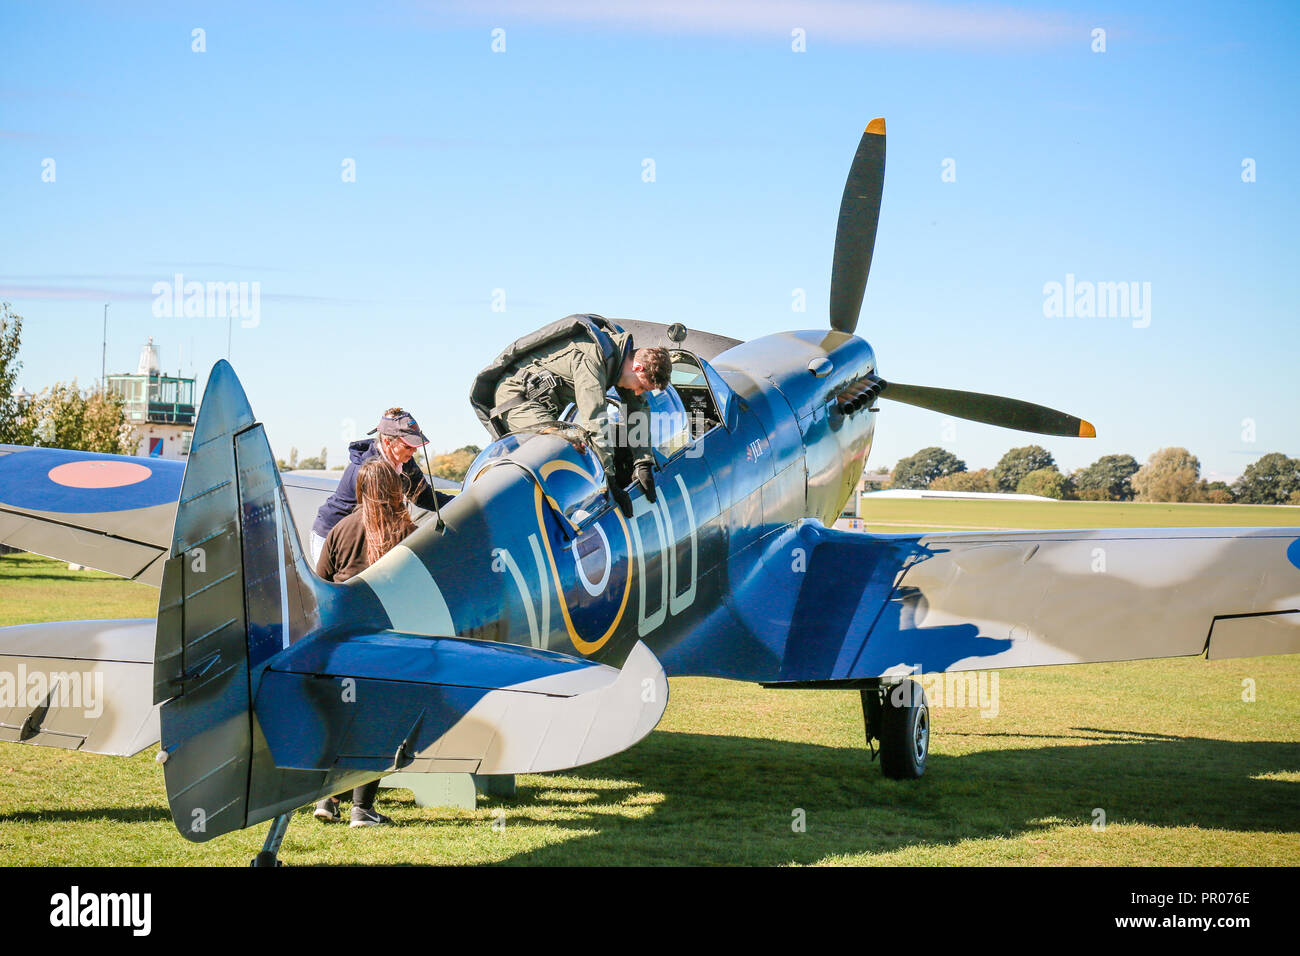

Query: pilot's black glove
611,484,634,518
633,456,657,503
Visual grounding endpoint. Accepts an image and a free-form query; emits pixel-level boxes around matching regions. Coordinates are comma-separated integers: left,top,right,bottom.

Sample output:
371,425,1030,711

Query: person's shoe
313,797,341,823
350,806,393,828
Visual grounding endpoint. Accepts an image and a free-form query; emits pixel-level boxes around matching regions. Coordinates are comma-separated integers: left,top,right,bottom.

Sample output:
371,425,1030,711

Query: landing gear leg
859,684,883,760
861,679,929,779
251,812,292,867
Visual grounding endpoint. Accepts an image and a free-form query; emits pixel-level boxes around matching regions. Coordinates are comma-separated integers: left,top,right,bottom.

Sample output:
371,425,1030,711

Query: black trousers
332,779,380,810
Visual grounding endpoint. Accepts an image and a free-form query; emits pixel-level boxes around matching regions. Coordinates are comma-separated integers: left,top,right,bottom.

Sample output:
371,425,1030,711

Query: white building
105,339,196,460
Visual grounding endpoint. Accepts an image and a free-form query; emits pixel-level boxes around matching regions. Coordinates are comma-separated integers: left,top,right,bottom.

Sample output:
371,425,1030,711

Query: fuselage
351,329,879,681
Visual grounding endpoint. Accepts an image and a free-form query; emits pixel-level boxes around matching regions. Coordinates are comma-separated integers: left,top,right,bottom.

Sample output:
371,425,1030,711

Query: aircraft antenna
420,443,445,533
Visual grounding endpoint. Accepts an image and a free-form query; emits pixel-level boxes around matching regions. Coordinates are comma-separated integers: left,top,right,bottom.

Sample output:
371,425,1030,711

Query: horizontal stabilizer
257,636,668,775
0,619,160,755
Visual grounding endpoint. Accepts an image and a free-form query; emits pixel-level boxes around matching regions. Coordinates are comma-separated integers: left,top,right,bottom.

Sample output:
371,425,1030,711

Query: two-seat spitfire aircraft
2,119,1297,865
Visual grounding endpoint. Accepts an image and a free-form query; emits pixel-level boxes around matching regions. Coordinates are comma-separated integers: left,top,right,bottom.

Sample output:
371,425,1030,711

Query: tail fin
155,361,374,842
156,361,669,843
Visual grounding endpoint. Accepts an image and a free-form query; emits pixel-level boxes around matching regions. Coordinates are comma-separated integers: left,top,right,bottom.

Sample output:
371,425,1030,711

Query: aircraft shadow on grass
2,729,1295,864
480,730,1300,866
0,573,126,584
1,806,172,825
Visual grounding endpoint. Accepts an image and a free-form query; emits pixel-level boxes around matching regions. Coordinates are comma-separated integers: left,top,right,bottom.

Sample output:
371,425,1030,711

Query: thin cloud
1,274,166,283
0,286,153,302
433,0,1078,47
143,262,299,273
0,284,372,306
265,293,375,305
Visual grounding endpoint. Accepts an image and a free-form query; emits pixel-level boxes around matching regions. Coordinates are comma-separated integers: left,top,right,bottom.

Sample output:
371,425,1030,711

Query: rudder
155,361,369,841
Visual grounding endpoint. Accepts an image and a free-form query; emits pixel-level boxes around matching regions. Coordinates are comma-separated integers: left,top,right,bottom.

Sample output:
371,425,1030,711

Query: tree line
889,444,1300,505
276,446,330,472
428,445,481,483
0,304,133,453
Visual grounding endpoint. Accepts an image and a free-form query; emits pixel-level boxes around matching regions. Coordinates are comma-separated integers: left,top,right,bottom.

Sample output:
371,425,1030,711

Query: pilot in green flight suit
470,314,672,496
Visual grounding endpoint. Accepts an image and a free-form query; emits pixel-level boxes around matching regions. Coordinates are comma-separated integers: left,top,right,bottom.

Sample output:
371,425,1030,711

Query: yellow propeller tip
1079,420,1096,438
866,117,886,135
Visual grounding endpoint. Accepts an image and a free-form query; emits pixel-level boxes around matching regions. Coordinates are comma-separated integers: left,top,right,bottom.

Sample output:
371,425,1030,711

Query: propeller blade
829,118,886,335
878,380,1096,438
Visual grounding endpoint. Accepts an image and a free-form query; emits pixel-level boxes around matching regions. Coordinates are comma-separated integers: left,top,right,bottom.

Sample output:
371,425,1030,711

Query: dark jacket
315,511,369,582
311,438,447,538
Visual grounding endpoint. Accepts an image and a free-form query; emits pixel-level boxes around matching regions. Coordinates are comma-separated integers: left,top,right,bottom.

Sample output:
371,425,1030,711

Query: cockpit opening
463,350,737,533
668,353,716,437
465,430,608,533
556,349,736,453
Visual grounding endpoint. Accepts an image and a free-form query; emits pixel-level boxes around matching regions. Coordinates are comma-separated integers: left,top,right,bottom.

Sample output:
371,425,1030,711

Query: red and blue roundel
0,448,184,514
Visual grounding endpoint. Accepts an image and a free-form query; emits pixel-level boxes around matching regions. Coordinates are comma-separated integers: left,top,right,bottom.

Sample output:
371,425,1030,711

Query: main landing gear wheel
878,679,929,780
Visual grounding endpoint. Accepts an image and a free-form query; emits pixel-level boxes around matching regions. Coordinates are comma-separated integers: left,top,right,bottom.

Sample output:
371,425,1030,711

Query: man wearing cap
309,407,451,567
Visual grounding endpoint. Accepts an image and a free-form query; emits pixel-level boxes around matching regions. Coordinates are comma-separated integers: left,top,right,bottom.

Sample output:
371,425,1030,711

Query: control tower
105,339,196,459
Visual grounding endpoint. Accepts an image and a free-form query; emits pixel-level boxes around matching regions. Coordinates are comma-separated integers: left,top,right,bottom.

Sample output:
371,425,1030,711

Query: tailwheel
249,812,292,867
878,679,929,779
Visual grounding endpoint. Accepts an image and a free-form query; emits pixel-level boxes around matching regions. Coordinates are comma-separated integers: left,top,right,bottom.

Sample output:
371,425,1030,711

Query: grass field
1,499,1297,866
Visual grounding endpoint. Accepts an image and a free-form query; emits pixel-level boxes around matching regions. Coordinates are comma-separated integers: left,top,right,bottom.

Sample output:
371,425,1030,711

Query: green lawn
1,499,1297,866
0,551,160,626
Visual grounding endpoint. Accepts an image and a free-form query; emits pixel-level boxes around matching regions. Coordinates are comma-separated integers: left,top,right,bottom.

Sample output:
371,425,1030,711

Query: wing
0,618,160,755
743,522,1300,683
0,444,184,585
0,444,345,585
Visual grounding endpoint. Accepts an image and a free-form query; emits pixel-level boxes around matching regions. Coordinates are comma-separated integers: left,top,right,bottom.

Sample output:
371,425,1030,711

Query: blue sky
2,0,1297,481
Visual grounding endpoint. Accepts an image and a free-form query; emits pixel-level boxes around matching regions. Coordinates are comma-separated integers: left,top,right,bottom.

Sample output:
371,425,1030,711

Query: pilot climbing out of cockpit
469,314,671,513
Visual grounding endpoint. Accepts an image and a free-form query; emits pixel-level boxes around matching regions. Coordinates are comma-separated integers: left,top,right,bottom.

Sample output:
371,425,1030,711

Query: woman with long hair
309,406,448,568
313,458,419,825
315,457,418,584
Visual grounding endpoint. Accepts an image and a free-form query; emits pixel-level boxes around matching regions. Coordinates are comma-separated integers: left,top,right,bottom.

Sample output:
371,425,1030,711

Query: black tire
250,852,283,868
878,679,929,779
